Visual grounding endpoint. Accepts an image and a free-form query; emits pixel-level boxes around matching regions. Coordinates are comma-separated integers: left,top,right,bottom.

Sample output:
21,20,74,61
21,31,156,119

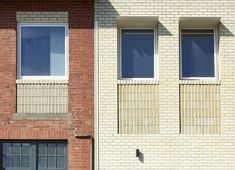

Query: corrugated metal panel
180,84,220,134
17,80,68,114
118,84,159,134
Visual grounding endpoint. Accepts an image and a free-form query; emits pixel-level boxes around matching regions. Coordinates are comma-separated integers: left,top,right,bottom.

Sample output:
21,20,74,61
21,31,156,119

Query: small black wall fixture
136,149,144,163
136,149,140,157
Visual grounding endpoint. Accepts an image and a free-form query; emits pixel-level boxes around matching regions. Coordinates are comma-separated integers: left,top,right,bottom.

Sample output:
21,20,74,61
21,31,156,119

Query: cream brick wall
96,0,235,169
16,11,68,23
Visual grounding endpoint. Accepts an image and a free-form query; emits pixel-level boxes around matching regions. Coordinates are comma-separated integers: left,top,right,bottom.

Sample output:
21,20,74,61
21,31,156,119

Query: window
1,141,67,170
2,143,31,169
18,24,68,79
120,29,156,79
181,29,216,79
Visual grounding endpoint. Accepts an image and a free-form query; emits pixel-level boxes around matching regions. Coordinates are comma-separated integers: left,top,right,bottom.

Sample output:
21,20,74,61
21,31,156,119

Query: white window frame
180,27,217,80
17,23,69,80
119,28,157,80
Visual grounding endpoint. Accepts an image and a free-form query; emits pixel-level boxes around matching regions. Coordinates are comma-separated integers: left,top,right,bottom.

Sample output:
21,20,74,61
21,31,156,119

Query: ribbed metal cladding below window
180,84,220,134
118,84,159,134
17,81,68,114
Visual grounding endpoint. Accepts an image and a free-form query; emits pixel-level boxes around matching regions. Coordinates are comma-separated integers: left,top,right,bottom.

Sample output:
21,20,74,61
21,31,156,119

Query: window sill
12,113,72,120
16,79,68,84
117,79,158,85
179,79,221,85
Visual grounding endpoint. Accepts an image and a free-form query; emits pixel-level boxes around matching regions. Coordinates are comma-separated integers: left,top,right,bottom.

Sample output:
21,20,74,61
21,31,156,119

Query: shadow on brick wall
158,22,173,36
96,0,174,39
220,23,234,37
95,0,119,28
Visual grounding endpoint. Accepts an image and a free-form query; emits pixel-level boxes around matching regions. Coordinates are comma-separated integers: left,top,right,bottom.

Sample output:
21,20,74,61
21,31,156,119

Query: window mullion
31,142,36,170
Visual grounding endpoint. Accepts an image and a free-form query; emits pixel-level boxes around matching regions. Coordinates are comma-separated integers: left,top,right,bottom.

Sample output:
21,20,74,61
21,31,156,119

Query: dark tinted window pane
122,30,154,78
12,143,21,154
57,144,65,155
38,143,47,155
21,156,30,167
21,26,65,76
3,143,12,155
48,144,56,156
22,143,30,155
12,156,20,167
182,32,215,77
57,156,65,168
48,156,56,168
3,156,12,168
182,29,214,34
38,156,47,168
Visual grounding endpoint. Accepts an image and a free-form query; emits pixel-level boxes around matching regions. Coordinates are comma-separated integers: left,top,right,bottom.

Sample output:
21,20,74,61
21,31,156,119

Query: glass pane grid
3,143,31,168
38,143,65,169
2,142,66,169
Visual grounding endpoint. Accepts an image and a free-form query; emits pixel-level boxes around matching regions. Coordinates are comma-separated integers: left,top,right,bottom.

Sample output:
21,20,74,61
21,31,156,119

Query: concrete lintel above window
179,17,221,27
117,16,158,27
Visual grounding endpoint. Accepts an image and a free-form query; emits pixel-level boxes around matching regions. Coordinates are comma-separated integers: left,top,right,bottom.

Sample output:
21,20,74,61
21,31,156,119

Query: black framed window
0,141,67,170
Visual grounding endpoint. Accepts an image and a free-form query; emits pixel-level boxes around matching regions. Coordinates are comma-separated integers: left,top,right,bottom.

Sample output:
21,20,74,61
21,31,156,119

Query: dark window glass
38,156,47,168
21,156,30,167
121,30,155,78
3,156,12,168
181,30,215,78
37,142,66,169
38,143,47,156
12,143,21,154
48,144,56,155
21,26,65,76
2,142,31,168
22,143,30,155
1,141,66,170
48,156,56,168
56,144,65,155
12,156,20,167
3,143,12,155
57,156,65,168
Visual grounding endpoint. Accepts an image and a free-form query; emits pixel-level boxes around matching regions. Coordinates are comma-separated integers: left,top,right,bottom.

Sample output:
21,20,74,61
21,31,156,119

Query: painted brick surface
16,11,68,23
0,1,94,170
96,0,235,169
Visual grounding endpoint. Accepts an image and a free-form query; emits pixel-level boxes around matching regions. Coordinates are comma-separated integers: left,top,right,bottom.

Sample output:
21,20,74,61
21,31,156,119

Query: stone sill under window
179,80,221,85
16,79,69,84
117,79,159,85
12,113,72,120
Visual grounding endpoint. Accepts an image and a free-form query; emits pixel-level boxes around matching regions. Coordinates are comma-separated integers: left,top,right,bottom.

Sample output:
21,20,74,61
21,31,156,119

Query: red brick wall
0,1,94,170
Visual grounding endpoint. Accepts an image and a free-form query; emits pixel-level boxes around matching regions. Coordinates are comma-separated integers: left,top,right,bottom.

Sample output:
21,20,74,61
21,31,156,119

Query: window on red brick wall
17,24,68,80
1,141,67,170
